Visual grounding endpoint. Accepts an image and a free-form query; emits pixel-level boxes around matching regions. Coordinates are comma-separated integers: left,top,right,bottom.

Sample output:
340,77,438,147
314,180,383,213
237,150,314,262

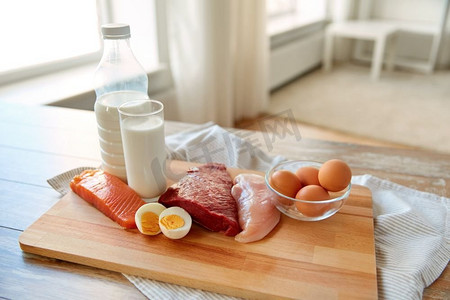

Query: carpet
267,64,450,154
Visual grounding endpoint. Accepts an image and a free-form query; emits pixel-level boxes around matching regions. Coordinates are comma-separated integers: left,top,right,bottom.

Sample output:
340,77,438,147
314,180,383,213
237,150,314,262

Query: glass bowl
265,160,351,221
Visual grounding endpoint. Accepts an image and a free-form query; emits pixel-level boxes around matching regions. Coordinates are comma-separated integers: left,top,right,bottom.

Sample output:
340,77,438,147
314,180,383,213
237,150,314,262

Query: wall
372,0,443,23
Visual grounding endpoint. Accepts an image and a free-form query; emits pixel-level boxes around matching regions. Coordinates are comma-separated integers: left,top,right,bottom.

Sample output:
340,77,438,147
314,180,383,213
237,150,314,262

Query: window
267,0,327,36
104,0,160,72
267,0,298,18
0,0,100,84
0,0,160,85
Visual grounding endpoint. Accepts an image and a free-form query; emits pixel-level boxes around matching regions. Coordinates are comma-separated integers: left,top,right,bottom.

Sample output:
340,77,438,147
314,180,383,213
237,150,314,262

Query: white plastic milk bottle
93,23,149,181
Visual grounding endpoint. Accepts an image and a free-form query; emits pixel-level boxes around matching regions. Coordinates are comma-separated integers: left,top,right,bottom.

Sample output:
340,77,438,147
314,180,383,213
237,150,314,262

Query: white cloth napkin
352,175,449,300
47,123,449,300
165,121,286,170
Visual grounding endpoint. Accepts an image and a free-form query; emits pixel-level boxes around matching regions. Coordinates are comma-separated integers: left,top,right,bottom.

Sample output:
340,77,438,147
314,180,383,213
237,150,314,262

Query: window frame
0,52,102,86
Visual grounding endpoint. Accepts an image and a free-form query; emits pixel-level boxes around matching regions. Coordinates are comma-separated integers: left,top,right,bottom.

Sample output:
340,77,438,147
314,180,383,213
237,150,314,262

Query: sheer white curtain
166,0,268,127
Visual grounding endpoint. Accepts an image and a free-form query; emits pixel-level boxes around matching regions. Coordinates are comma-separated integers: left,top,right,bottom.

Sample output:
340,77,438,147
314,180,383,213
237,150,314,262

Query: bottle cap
101,23,131,39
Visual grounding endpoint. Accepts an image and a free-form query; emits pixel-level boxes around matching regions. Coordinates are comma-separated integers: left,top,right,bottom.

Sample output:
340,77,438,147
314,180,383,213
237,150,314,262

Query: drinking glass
118,99,166,199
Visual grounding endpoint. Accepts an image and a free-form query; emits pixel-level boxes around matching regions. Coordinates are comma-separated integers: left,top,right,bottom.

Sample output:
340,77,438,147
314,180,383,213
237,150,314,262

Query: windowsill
0,63,172,108
269,16,327,49
0,63,96,106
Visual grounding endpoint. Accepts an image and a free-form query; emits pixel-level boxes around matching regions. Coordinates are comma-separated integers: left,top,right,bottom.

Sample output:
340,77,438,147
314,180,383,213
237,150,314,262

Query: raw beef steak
158,163,240,236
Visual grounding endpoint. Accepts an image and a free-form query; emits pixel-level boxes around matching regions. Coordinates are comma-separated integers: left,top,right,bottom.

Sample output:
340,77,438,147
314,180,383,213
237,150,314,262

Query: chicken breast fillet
231,173,281,243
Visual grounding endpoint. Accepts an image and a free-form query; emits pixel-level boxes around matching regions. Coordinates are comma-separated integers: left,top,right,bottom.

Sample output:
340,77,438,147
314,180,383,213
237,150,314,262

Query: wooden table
1,103,448,299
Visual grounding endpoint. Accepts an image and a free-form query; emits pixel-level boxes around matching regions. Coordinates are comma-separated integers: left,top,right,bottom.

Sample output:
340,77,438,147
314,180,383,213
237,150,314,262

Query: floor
263,63,450,154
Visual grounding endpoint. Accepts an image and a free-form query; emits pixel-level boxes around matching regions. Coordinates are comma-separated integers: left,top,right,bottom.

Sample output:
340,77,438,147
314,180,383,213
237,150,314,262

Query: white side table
323,21,398,80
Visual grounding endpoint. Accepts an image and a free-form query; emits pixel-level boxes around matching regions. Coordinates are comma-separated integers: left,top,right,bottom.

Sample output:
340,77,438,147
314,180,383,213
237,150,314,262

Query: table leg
386,34,397,72
371,36,386,80
323,29,334,72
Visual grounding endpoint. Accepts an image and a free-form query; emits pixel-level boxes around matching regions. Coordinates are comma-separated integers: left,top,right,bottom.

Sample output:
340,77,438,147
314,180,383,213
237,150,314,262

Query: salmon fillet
70,169,145,229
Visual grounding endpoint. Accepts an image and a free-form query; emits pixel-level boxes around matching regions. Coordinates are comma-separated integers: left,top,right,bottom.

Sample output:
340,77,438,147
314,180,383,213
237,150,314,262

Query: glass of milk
118,99,167,199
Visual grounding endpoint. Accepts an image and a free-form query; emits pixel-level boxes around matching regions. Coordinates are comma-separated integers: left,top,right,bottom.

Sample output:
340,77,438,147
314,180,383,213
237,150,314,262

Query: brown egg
295,185,331,217
269,170,302,198
318,159,352,192
295,166,320,186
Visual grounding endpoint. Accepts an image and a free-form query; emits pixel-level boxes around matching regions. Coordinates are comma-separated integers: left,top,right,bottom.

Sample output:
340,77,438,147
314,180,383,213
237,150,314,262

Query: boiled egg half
135,203,166,235
158,206,192,239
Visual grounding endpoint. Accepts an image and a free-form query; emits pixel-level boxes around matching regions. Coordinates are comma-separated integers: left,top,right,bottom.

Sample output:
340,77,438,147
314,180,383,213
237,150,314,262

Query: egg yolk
160,214,185,230
140,212,161,235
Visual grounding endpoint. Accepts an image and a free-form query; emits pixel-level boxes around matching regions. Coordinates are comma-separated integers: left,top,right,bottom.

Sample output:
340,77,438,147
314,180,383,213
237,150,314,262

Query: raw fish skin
70,169,145,229
231,174,281,243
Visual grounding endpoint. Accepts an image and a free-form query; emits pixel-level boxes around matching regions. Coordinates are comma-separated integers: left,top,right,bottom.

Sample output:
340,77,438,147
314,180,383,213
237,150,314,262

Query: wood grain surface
19,160,377,299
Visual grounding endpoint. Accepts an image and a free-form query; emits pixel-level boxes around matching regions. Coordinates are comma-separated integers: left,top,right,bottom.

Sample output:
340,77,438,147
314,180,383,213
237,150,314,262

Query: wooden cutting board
19,160,377,299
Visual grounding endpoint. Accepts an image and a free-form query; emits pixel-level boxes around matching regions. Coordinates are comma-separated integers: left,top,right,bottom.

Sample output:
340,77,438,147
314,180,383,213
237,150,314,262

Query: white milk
94,90,149,180
120,115,166,198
